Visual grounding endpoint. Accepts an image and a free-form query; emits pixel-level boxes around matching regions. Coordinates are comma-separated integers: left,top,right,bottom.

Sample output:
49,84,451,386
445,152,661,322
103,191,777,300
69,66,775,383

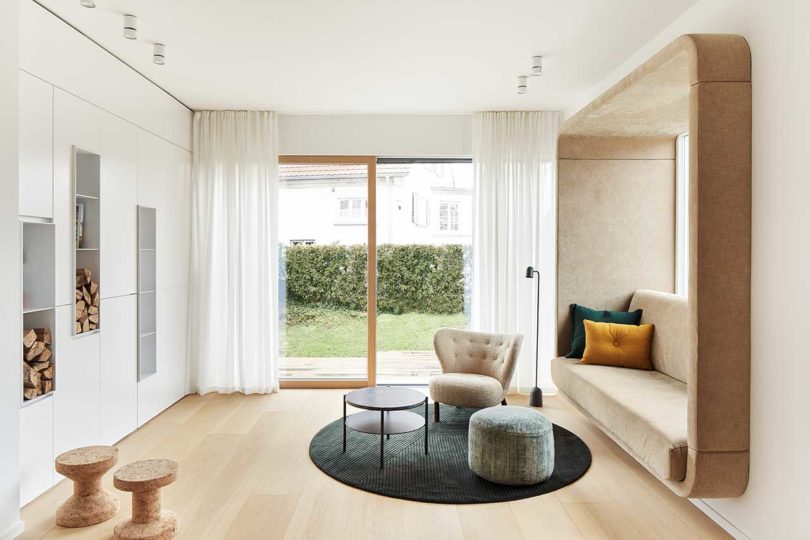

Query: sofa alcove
552,34,751,498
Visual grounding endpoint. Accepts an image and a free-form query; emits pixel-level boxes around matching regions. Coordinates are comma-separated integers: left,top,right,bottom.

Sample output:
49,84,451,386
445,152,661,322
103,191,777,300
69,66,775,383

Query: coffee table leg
380,411,385,470
424,398,429,454
343,395,347,453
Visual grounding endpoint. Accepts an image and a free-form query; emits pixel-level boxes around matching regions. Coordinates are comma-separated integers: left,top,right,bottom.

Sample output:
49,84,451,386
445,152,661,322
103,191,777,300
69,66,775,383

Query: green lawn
283,303,466,357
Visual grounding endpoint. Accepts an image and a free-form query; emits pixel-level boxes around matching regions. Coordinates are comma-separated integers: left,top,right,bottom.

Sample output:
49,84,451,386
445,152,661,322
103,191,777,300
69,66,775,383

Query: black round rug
309,404,591,504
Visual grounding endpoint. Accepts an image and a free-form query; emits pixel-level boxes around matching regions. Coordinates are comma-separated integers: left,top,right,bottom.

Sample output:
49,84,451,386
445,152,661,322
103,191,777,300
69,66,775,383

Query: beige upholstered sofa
554,34,751,498
553,291,690,482
429,328,523,422
553,289,748,498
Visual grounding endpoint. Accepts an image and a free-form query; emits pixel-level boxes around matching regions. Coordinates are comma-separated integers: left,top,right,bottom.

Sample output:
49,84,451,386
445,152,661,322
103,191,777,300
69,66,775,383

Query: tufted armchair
429,328,523,421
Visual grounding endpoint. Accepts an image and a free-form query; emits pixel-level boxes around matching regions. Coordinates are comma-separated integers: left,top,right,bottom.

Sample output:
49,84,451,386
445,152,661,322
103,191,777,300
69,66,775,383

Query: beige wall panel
556,158,676,354
559,136,676,160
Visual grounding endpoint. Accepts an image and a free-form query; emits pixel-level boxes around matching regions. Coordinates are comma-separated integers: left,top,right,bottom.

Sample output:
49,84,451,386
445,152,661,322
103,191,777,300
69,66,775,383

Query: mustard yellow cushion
581,320,654,370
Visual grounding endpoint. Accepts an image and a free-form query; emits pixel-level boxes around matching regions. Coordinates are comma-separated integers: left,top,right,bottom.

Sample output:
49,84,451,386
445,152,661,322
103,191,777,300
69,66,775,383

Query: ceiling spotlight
153,43,166,65
517,76,528,95
79,0,96,7
531,56,544,76
123,14,138,40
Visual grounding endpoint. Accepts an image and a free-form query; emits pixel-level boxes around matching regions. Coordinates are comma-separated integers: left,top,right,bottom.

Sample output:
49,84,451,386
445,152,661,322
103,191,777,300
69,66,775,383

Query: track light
517,76,528,95
153,43,166,65
123,14,137,40
79,0,96,7
531,56,543,76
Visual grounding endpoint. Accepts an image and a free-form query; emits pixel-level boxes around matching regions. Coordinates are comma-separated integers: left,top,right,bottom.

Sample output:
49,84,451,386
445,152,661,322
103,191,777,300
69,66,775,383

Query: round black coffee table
343,386,428,469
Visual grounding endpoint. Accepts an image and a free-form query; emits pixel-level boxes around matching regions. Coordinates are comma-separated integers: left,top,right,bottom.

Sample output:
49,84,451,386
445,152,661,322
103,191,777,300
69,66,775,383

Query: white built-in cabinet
53,304,100,457
54,88,101,308
100,116,138,299
136,131,191,425
19,397,53,506
18,72,53,220
18,81,191,505
18,72,57,504
100,294,138,445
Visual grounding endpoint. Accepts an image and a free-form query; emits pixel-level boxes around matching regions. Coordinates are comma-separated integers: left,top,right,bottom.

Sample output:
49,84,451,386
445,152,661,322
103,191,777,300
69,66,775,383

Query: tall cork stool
113,459,179,540
55,445,120,527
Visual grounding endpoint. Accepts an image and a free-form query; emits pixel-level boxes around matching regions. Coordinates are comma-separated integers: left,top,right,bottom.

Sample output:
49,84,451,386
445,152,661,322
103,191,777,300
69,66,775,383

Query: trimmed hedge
285,244,466,314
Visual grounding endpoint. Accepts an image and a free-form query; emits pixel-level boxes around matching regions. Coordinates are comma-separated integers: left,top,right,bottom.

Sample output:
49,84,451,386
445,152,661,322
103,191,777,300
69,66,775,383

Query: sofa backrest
629,290,688,383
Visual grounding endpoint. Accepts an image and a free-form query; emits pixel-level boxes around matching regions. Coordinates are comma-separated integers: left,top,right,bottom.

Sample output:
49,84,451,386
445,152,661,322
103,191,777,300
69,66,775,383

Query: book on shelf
75,202,85,248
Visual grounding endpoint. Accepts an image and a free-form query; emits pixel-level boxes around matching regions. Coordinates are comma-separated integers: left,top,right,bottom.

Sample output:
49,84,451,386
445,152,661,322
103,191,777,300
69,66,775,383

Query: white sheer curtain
188,111,280,395
471,111,561,393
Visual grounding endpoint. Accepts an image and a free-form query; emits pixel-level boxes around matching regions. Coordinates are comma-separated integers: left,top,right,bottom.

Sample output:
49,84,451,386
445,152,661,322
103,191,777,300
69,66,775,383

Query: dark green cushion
565,304,643,359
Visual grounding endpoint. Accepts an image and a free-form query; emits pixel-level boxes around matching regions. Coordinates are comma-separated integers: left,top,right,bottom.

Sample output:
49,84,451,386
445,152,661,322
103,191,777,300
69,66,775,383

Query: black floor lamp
525,266,543,407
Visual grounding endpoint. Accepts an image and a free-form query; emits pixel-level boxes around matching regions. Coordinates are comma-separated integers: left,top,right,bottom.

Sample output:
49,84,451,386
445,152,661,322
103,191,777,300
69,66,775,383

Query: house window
439,201,460,232
675,133,689,295
412,193,429,226
338,198,367,221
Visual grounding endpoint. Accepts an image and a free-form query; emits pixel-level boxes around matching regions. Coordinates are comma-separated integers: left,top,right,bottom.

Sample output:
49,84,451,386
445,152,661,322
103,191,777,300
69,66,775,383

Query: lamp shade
525,266,535,278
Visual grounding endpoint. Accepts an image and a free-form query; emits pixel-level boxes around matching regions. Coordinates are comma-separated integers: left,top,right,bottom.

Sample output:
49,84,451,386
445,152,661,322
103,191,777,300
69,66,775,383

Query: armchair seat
429,328,523,422
429,373,504,409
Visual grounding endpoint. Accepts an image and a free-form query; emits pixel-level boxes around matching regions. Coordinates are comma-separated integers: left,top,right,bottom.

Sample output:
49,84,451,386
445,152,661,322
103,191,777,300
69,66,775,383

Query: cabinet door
100,294,137,445
100,115,138,298
53,304,100,457
137,131,191,291
136,132,191,426
53,89,101,306
20,397,54,506
19,72,53,219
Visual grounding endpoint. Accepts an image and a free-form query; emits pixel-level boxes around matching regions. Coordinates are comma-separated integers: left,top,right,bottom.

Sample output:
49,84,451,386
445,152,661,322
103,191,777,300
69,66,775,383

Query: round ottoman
468,406,554,485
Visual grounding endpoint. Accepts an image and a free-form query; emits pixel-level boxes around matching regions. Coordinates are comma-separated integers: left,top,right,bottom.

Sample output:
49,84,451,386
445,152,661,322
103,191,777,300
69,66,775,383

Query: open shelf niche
138,206,157,381
73,148,101,337
21,220,56,405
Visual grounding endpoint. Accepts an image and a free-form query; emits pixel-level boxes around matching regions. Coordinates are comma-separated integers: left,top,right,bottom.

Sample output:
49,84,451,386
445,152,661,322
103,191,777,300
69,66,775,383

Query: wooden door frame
278,155,377,389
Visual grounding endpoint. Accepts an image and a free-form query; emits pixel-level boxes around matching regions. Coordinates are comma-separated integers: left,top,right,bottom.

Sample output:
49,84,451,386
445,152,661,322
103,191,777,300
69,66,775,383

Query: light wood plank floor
20,391,730,540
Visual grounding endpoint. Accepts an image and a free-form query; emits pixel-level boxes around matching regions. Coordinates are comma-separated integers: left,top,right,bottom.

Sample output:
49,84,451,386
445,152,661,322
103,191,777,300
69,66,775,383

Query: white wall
17,0,192,509
564,1,810,537
0,1,22,539
278,114,472,157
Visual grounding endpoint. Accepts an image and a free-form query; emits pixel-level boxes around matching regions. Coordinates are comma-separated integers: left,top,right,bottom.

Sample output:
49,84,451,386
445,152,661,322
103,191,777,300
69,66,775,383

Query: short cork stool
113,459,179,540
55,445,120,528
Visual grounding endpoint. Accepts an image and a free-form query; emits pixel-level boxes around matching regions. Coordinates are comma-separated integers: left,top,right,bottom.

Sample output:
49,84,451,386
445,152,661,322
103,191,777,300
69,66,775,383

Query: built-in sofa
552,34,751,498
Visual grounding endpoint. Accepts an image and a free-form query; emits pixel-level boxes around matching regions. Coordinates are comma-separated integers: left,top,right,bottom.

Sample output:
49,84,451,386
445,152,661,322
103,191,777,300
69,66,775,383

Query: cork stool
113,459,179,540
55,445,120,527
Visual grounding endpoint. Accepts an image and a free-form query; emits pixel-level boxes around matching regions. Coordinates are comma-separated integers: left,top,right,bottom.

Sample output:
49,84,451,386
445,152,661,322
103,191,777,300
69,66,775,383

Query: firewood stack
75,268,100,334
22,327,54,400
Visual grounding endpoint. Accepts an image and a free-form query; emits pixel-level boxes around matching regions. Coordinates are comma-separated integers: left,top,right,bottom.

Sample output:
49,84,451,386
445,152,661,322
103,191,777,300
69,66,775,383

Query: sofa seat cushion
429,373,504,408
551,357,688,481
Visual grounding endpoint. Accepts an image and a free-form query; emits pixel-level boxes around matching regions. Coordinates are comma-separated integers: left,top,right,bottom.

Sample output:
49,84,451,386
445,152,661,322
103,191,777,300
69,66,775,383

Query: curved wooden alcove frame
557,34,751,498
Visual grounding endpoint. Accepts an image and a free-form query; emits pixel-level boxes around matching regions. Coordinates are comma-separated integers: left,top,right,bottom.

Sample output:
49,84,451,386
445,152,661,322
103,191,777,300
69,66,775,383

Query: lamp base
529,387,543,408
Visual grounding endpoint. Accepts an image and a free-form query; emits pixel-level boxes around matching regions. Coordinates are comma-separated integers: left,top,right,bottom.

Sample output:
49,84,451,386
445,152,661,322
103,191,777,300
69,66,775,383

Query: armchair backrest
433,328,523,392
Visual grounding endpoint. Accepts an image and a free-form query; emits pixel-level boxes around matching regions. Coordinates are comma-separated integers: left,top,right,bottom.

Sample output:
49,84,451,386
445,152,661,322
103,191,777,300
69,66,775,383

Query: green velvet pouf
468,406,555,485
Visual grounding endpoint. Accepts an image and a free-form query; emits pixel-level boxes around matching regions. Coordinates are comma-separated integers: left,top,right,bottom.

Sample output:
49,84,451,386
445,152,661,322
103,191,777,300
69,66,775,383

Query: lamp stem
535,270,540,389
529,270,543,407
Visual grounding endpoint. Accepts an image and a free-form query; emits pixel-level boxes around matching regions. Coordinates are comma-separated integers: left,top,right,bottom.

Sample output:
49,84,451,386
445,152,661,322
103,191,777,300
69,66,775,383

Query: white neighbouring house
278,162,473,247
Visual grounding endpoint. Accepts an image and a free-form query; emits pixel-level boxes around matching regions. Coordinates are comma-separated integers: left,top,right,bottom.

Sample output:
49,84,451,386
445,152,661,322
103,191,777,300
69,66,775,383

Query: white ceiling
36,0,699,113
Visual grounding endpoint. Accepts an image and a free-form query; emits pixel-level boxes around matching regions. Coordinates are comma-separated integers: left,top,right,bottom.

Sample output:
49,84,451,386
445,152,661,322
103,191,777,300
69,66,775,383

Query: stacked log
75,268,100,334
23,327,54,400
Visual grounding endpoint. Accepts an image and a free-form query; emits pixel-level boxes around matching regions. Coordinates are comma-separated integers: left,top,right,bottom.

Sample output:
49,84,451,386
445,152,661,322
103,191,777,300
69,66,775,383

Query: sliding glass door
277,157,375,386
277,156,473,387
375,159,473,384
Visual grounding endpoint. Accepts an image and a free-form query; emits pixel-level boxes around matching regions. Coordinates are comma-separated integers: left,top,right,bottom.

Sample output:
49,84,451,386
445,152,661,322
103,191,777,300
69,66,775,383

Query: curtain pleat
472,111,561,392
188,111,280,395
